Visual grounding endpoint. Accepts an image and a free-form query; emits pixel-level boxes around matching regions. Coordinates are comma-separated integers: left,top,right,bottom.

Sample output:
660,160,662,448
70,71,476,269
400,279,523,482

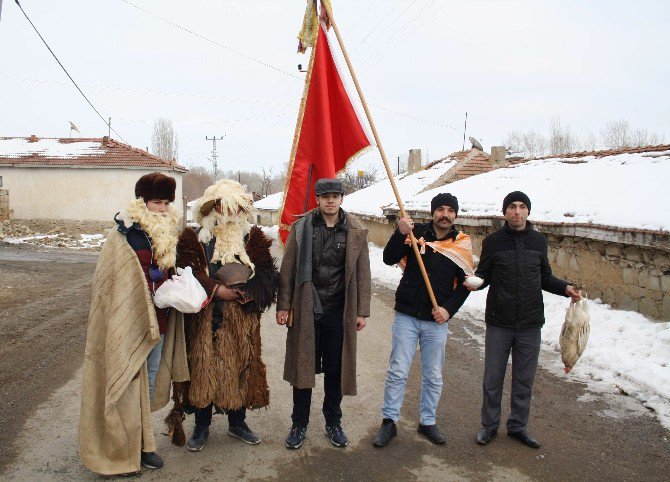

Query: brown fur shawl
166,226,277,446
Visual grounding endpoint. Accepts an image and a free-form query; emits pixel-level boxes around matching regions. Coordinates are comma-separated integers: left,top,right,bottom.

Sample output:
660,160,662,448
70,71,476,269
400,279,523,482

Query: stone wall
359,213,670,321
0,189,9,221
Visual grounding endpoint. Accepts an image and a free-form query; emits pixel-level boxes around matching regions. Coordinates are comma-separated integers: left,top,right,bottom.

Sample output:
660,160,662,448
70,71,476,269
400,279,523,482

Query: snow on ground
367,242,670,430
260,224,279,238
381,151,670,232
342,159,456,217
2,233,106,249
3,234,59,244
0,137,105,158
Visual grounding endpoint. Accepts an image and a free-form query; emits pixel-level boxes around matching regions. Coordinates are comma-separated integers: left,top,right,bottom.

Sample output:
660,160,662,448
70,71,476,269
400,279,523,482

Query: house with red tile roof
0,136,187,221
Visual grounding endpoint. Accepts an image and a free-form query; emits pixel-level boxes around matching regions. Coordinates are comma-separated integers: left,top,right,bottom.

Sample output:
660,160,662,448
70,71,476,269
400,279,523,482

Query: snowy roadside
365,241,670,431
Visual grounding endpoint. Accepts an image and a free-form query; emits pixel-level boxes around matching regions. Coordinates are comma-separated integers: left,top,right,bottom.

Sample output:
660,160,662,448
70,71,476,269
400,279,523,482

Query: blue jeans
146,334,164,401
381,312,449,426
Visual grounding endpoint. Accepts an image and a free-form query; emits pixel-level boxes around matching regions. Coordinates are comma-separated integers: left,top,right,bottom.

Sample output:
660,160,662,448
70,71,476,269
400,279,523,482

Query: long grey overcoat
278,209,371,395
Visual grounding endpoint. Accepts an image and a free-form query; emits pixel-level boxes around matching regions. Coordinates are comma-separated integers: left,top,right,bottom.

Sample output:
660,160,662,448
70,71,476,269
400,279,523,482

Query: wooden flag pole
321,2,438,310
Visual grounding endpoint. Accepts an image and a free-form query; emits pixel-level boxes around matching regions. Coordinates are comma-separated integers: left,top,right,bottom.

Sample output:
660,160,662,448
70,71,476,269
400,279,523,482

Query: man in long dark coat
277,178,372,450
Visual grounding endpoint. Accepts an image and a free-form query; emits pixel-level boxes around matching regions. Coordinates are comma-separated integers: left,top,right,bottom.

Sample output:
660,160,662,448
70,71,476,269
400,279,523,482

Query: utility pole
206,135,225,181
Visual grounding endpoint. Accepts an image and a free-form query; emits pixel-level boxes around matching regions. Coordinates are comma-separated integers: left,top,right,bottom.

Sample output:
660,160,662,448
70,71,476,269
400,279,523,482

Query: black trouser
291,306,344,428
481,324,541,433
195,404,246,429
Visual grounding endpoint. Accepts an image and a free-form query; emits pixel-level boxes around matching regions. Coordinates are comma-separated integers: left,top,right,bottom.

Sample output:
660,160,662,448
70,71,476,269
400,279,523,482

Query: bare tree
581,132,599,151
260,167,274,197
339,164,380,193
505,130,547,158
548,117,576,155
601,119,630,149
630,128,664,147
182,166,213,201
151,117,179,161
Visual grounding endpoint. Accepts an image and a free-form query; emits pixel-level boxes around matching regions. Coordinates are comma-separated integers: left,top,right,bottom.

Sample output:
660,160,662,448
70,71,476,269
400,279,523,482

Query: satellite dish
469,137,483,151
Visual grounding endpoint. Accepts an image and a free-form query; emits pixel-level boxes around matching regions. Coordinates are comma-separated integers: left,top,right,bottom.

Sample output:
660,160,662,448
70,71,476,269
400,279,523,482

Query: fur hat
193,179,253,221
135,172,176,202
431,193,459,215
502,191,531,214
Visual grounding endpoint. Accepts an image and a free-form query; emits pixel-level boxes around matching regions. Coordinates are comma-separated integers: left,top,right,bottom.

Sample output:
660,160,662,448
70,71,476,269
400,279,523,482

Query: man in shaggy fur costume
168,179,278,452
79,172,189,475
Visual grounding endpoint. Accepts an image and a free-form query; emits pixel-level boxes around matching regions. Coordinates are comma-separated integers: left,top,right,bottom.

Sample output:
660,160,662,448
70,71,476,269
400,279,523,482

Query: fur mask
193,180,255,276
122,198,182,270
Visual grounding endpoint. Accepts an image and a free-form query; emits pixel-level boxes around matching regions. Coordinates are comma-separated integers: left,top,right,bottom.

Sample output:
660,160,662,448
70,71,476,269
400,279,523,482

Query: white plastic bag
559,294,590,373
154,266,207,313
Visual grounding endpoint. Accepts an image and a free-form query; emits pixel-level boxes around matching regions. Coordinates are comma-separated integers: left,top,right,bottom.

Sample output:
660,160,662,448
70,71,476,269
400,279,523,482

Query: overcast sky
1,0,668,173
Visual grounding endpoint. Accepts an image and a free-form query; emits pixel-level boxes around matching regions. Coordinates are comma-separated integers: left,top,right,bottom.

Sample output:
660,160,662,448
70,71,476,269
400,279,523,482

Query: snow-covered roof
387,145,670,234
342,148,497,218
0,136,187,171
342,159,458,218
254,191,284,211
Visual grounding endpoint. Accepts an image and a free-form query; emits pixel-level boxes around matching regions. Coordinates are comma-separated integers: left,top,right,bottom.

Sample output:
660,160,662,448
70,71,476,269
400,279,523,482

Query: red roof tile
0,136,188,171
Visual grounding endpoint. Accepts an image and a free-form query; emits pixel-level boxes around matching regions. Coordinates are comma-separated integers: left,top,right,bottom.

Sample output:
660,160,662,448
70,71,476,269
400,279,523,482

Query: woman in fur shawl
166,179,278,451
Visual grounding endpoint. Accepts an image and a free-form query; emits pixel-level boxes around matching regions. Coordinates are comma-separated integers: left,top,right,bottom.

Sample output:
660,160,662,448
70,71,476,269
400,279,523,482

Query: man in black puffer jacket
373,193,471,448
469,191,581,450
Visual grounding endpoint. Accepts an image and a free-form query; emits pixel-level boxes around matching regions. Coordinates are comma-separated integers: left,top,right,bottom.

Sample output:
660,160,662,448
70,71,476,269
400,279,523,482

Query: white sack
154,266,207,313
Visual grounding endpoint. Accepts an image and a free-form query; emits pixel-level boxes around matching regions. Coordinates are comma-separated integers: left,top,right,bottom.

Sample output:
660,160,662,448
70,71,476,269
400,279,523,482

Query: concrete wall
0,167,183,221
360,213,670,321
0,189,9,221
252,208,279,227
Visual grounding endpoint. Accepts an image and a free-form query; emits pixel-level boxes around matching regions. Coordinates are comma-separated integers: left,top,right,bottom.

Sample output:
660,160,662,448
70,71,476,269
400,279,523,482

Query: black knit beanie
502,191,531,214
431,193,459,215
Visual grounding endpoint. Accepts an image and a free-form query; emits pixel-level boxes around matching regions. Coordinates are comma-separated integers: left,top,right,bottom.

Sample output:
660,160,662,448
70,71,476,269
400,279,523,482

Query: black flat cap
314,178,344,196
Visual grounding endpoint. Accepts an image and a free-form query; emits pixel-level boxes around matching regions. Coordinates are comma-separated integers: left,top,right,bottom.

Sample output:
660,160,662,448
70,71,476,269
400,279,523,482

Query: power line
116,0,456,132
119,0,301,81
14,0,127,142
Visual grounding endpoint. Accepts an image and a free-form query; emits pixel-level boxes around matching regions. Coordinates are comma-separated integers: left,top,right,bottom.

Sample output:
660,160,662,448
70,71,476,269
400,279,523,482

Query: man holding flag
373,193,472,447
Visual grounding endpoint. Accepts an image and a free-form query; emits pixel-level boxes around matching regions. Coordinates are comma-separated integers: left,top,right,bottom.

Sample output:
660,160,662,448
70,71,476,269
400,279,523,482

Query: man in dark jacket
277,178,371,451
373,193,471,447
469,191,581,449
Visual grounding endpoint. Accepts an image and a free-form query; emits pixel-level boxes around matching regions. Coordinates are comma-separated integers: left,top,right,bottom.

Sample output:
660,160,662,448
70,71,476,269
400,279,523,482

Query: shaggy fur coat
168,225,277,441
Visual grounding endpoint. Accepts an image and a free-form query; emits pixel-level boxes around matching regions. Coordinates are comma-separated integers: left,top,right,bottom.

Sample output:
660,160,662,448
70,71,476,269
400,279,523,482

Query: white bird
559,294,590,373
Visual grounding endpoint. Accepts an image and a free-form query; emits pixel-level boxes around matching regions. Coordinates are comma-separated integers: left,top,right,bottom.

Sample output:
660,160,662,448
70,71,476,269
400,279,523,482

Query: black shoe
228,422,261,445
372,419,397,447
325,425,348,448
187,425,210,452
140,451,164,470
476,428,497,445
285,425,307,450
508,430,541,449
417,424,446,444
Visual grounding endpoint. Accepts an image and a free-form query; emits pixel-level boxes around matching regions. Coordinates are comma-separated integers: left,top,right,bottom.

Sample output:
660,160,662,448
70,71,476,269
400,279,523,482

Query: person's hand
566,285,582,302
277,309,290,325
217,285,240,301
398,217,415,235
356,316,366,331
432,307,450,324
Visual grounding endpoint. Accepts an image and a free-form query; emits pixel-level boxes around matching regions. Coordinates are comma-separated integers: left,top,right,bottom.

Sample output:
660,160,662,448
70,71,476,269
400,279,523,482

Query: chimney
407,148,422,174
102,136,110,145
29,134,38,143
490,146,508,167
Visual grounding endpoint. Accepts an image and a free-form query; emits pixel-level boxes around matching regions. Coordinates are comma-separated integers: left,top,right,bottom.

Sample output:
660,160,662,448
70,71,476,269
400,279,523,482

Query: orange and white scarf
399,231,475,276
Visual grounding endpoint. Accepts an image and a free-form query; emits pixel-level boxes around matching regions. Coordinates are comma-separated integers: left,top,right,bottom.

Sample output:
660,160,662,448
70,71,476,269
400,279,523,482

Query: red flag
278,24,372,243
